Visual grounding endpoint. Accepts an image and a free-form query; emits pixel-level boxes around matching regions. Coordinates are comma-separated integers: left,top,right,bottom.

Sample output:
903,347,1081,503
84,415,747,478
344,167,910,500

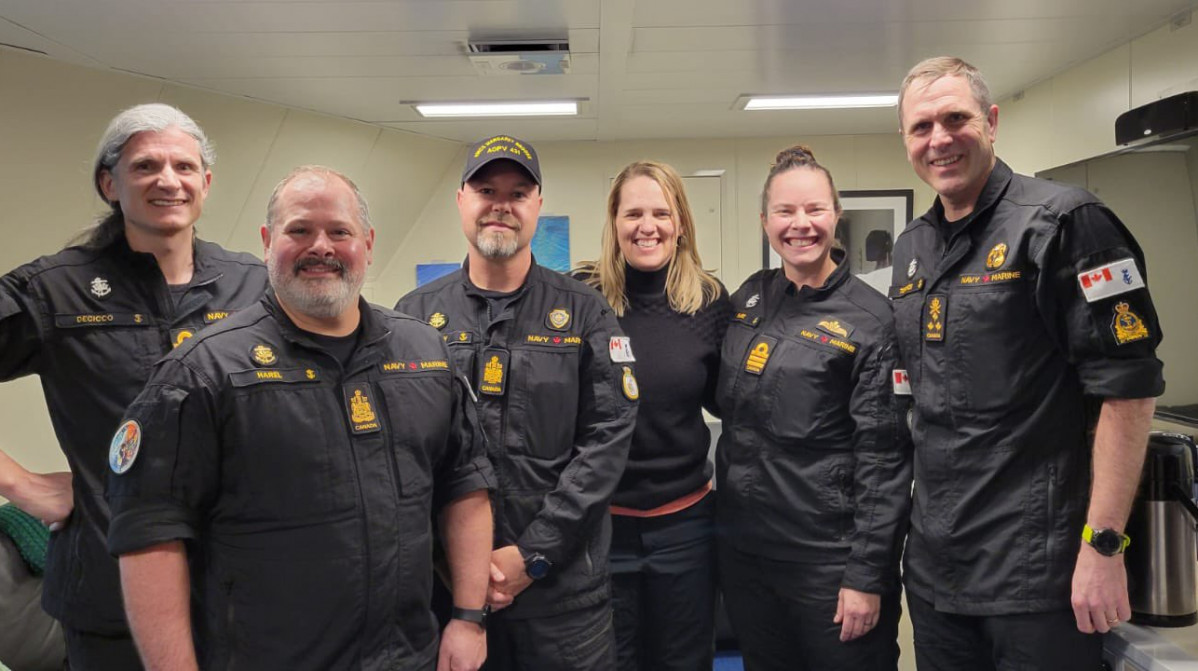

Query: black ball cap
461,135,542,188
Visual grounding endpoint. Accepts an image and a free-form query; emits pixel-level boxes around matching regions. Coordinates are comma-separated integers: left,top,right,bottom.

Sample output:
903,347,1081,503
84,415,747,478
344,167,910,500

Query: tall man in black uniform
397,135,638,670
0,103,268,668
108,166,495,670
891,57,1165,670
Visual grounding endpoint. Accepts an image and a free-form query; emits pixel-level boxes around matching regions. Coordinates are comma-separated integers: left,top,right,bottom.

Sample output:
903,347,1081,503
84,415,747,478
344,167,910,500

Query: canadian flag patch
892,369,911,395
1077,258,1144,303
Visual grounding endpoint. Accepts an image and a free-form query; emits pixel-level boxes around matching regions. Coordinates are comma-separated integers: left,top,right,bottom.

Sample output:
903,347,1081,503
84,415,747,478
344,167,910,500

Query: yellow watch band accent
1082,524,1131,553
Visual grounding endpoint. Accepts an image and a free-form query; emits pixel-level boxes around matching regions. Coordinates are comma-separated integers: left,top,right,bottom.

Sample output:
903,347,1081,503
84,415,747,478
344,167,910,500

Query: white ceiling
2,0,1196,142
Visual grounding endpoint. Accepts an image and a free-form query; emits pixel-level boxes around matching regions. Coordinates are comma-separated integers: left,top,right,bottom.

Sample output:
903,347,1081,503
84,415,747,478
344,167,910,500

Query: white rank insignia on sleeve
892,369,912,395
109,420,141,475
1077,258,1144,303
609,336,636,362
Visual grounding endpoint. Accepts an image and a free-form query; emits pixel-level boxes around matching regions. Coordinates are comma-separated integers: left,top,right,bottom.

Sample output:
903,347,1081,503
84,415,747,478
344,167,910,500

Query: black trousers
484,599,615,671
610,493,716,671
718,545,901,671
906,591,1103,671
63,626,142,670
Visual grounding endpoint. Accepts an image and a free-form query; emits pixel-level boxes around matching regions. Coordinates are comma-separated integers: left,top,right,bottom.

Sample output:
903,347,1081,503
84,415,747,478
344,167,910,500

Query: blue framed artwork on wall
532,215,571,272
415,262,460,287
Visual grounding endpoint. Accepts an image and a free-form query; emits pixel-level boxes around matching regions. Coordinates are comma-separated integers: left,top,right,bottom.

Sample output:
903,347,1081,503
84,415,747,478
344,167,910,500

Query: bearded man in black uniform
891,56,1164,670
107,166,494,670
397,135,638,670
0,103,268,669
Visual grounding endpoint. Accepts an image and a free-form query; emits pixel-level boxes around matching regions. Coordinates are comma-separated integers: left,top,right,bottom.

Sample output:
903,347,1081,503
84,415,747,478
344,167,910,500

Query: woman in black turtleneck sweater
577,160,730,671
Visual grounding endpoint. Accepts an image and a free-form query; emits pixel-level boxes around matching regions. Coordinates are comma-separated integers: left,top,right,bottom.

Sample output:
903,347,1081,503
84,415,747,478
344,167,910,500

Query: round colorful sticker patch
109,419,142,475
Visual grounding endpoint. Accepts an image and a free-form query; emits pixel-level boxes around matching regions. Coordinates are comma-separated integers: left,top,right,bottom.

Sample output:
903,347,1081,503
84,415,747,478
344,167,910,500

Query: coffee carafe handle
1168,482,1198,523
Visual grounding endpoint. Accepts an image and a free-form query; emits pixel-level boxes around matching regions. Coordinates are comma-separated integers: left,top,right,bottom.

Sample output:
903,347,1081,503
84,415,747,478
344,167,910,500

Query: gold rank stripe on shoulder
203,310,231,324
524,334,583,346
798,328,858,355
229,367,321,387
380,359,450,373
55,313,153,328
958,270,1023,286
888,278,925,299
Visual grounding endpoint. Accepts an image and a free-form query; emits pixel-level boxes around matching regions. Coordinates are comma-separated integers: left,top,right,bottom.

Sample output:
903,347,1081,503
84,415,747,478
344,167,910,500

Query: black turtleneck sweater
613,265,731,509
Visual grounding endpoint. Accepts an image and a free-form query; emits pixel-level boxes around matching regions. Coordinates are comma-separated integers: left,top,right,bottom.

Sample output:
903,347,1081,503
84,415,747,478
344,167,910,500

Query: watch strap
1082,524,1131,555
451,606,489,627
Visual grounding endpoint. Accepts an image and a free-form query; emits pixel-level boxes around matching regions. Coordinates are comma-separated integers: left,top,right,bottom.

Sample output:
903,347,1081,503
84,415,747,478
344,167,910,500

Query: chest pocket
375,370,454,498
762,337,855,444
507,343,580,461
947,273,1043,416
223,386,357,522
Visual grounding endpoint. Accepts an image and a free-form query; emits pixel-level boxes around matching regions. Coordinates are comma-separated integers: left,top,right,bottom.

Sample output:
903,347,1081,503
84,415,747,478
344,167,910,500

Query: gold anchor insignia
350,389,376,423
484,355,504,385
251,344,277,366
306,369,316,380
1111,302,1149,345
429,312,447,329
986,243,1008,270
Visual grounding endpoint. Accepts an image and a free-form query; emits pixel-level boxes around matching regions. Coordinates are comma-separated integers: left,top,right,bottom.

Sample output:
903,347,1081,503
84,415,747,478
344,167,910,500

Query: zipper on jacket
1045,464,1056,561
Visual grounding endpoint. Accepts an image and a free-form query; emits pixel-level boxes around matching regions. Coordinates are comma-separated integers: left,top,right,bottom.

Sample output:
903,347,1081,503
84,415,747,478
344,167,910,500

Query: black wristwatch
1083,524,1131,557
522,550,552,580
451,606,489,629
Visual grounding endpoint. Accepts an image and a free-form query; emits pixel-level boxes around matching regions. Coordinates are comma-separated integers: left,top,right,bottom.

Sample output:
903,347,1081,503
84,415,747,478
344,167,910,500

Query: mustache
293,257,346,275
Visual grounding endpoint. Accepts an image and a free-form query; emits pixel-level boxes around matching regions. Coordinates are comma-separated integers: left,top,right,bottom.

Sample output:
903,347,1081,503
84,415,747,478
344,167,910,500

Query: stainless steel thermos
1126,431,1198,627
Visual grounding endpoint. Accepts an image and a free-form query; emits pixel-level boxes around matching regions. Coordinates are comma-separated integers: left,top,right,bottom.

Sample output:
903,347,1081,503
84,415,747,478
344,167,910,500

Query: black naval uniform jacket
396,260,638,619
0,235,266,634
107,294,493,670
890,159,1165,616
716,255,913,595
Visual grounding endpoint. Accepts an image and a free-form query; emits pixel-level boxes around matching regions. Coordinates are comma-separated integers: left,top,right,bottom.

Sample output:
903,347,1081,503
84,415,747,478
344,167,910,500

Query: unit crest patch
546,308,571,331
1111,302,1149,345
985,243,1008,270
621,366,639,401
109,420,141,475
251,344,278,366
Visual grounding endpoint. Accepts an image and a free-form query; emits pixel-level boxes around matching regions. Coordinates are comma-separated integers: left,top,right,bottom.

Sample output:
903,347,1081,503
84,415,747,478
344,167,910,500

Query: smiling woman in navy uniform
715,146,913,671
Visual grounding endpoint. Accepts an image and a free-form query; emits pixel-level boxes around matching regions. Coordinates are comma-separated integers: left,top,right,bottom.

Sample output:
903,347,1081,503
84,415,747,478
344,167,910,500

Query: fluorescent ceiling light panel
741,94,897,110
414,101,577,117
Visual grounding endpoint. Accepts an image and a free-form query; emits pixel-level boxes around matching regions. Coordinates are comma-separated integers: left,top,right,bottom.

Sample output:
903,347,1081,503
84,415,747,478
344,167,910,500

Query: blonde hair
577,160,721,317
898,56,993,126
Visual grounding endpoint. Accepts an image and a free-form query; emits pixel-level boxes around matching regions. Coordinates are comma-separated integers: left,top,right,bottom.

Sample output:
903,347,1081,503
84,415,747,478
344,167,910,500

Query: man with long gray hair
0,103,267,668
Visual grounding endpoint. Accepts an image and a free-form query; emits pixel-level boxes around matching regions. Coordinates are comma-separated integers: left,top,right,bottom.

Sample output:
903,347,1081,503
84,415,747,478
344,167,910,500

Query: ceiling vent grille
467,39,571,76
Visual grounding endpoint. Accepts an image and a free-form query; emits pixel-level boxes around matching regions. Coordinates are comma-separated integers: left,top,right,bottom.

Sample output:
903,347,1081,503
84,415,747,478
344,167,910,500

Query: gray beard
267,255,362,319
475,228,519,260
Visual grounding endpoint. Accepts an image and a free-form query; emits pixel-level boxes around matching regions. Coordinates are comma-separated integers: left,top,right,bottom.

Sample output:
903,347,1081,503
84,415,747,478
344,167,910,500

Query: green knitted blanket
0,503,49,575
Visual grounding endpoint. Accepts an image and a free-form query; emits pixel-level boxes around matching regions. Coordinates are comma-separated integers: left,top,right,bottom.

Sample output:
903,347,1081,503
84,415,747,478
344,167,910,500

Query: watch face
527,557,551,580
1093,529,1122,555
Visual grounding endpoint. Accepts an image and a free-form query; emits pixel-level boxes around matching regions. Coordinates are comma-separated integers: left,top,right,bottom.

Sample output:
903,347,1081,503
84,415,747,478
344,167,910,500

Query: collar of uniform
783,247,850,300
458,255,537,301
930,158,1013,229
261,290,390,351
104,232,223,284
